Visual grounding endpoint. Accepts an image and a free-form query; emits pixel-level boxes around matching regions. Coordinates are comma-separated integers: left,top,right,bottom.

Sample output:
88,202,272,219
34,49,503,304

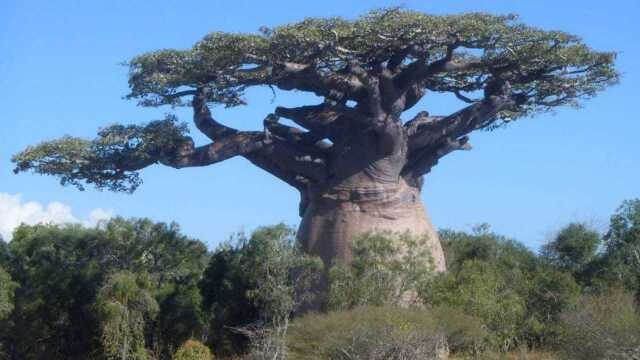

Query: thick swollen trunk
297,177,446,272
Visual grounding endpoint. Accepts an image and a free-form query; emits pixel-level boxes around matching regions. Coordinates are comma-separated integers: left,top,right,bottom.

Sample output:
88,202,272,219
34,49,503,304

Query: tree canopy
13,8,617,193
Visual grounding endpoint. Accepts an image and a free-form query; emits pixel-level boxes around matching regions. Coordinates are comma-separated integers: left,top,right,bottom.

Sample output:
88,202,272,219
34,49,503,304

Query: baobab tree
13,9,617,271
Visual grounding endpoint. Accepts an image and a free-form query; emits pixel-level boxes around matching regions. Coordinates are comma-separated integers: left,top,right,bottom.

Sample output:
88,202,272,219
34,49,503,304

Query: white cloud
0,193,113,240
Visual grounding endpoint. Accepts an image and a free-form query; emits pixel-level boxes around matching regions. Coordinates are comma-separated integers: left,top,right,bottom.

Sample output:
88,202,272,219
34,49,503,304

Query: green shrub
326,232,434,310
540,223,601,277
199,224,322,356
172,340,213,360
287,305,486,359
96,272,159,360
559,289,640,360
431,228,582,351
422,259,527,351
0,266,16,321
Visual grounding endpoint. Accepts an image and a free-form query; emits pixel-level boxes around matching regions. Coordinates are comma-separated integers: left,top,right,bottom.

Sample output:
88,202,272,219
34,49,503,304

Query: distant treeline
0,199,639,359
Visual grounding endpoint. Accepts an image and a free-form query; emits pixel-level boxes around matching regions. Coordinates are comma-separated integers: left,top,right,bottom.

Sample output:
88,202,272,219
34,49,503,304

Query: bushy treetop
128,8,616,117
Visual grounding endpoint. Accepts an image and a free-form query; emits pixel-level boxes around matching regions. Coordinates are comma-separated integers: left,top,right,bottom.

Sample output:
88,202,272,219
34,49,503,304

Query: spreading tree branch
403,79,520,178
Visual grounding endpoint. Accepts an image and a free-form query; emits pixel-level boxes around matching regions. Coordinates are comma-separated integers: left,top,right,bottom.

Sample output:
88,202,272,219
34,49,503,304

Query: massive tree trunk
288,113,450,271
297,177,446,271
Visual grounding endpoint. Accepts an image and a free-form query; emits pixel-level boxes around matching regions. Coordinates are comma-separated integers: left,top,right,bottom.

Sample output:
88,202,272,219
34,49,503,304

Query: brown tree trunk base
297,178,446,272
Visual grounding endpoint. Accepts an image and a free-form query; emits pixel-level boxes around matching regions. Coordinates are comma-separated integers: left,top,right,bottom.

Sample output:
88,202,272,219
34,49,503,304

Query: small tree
172,340,213,360
585,199,640,292
199,224,322,357
96,272,159,360
287,305,485,359
560,289,640,360
541,223,601,276
326,232,434,310
0,266,17,359
425,228,581,350
3,219,208,359
0,267,16,322
422,259,527,351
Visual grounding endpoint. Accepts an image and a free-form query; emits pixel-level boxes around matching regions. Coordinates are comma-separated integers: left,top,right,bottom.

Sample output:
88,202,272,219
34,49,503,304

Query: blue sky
1,0,638,250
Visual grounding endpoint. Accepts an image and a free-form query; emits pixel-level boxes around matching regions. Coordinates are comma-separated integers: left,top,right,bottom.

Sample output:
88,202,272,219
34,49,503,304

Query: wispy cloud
0,193,113,240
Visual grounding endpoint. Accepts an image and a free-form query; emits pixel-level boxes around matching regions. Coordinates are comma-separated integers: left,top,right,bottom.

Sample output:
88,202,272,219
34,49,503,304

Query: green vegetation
326,232,434,310
559,289,640,360
97,272,159,360
0,198,639,359
172,340,213,360
287,305,483,359
199,225,322,356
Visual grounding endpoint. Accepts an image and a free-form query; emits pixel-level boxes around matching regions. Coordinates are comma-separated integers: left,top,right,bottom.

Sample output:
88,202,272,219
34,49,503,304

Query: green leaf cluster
199,224,322,355
127,8,617,121
2,218,209,359
12,115,189,192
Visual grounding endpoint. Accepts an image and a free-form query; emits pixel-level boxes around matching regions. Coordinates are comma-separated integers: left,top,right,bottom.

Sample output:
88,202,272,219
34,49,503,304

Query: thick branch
407,85,516,152
160,133,266,169
257,139,328,184
274,102,364,141
348,61,384,117
403,80,518,177
192,88,239,141
402,136,472,178
387,45,416,72
394,43,485,111
246,56,367,102
263,114,331,155
243,152,307,190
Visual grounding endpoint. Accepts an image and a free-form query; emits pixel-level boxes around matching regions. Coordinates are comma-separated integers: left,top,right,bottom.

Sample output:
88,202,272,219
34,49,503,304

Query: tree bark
297,177,446,272
290,114,448,272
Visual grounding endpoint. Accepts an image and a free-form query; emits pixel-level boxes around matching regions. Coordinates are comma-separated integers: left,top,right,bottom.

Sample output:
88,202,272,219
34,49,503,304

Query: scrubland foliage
559,289,640,360
326,232,434,310
0,198,639,359
287,306,478,359
172,340,213,360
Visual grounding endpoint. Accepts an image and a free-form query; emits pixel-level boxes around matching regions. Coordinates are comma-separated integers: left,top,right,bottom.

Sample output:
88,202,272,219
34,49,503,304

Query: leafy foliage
96,272,159,360
3,218,208,360
423,228,580,352
540,223,601,279
326,232,435,310
424,259,528,351
0,267,16,322
287,305,484,360
172,340,213,360
199,224,322,356
3,199,640,358
559,289,640,360
0,266,17,359
127,8,617,118
12,115,189,192
576,199,640,292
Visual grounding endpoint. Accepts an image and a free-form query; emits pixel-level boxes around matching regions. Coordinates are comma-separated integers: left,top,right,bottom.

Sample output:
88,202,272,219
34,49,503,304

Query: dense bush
0,198,639,359
559,289,640,359
1,218,208,360
0,266,15,322
96,272,159,360
0,265,16,359
287,305,485,360
326,232,434,310
199,224,322,356
423,228,581,352
423,259,527,351
540,223,601,278
172,340,213,360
